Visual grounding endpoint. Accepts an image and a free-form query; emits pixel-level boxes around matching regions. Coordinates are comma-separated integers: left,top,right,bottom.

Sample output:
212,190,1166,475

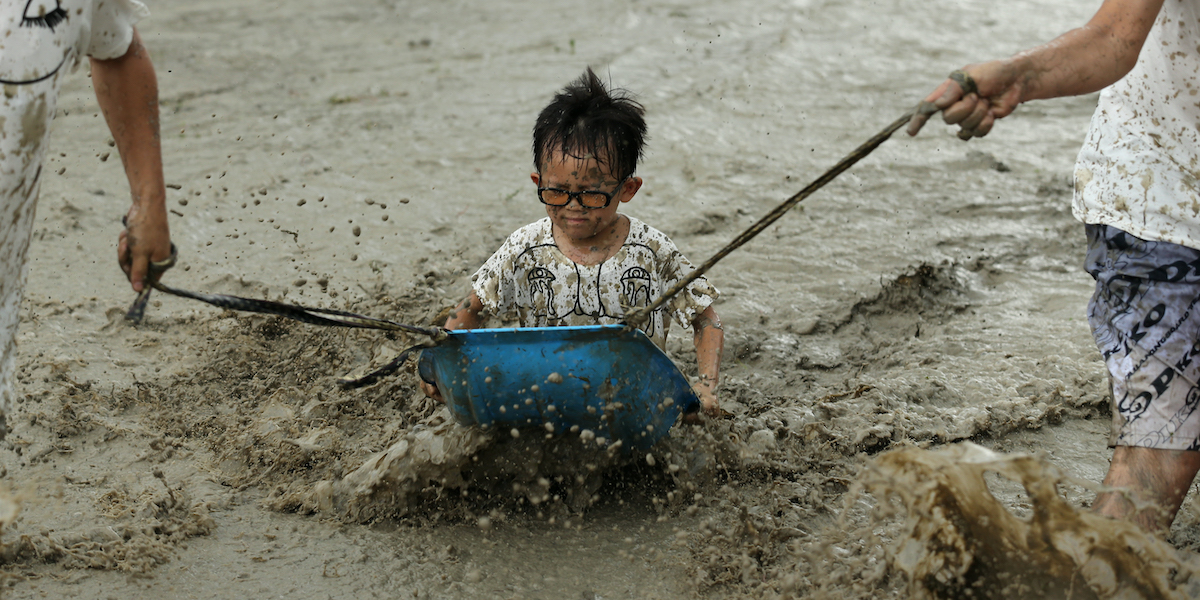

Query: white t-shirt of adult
472,216,719,349
0,0,147,419
1073,0,1200,248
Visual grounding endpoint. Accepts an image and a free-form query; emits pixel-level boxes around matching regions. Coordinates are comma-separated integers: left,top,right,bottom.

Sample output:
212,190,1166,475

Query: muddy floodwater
6,0,1198,598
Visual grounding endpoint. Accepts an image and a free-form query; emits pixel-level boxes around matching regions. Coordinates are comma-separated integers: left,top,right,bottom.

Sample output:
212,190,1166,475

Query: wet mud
4,0,1199,598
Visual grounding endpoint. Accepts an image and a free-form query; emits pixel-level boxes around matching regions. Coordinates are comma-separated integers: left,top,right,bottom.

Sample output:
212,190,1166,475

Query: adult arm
692,305,724,418
90,28,172,292
907,0,1164,139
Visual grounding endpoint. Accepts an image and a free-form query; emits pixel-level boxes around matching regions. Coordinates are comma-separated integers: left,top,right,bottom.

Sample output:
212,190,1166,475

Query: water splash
853,442,1197,599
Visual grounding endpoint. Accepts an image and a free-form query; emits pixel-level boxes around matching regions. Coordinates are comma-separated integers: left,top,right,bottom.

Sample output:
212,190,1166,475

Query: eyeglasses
537,178,628,209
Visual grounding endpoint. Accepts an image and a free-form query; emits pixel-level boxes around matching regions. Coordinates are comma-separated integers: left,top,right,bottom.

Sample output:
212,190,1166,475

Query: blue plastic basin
420,325,699,450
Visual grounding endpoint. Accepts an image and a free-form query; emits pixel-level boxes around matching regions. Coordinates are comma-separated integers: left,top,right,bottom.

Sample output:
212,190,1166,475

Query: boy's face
531,151,642,245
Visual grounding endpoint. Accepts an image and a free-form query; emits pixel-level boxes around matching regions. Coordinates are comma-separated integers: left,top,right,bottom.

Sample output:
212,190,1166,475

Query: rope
623,105,932,328
125,264,446,388
146,281,446,340
122,102,935,387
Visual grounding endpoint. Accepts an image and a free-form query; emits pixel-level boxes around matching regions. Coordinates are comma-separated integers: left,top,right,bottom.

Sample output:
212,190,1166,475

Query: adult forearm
1009,15,1157,102
92,28,171,292
90,30,165,211
907,0,1163,139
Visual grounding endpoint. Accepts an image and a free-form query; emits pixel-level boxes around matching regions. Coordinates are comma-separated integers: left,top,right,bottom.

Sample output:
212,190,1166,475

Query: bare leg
1092,446,1200,532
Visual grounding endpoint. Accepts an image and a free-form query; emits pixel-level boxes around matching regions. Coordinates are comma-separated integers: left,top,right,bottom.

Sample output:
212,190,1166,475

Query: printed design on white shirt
1,1,72,85
515,242,661,328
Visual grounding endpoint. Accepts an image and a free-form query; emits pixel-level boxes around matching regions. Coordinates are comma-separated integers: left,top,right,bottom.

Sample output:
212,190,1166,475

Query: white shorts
1086,224,1200,451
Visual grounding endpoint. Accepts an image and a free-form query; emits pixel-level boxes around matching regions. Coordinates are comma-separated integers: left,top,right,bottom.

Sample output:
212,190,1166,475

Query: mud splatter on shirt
472,216,718,349
1073,0,1200,249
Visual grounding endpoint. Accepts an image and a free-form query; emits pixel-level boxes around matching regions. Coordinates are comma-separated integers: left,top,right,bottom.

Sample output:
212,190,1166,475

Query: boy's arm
445,291,486,330
420,291,485,400
90,29,172,293
692,305,724,417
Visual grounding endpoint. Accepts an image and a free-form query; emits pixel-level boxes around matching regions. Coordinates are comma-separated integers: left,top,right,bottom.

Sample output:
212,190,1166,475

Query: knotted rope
125,250,446,388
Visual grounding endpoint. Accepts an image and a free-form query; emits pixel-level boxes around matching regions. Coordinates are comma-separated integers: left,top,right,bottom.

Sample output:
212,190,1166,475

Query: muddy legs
1093,445,1200,533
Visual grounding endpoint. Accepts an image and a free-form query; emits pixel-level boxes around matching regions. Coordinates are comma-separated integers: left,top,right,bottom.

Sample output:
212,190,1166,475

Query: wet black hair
532,67,647,181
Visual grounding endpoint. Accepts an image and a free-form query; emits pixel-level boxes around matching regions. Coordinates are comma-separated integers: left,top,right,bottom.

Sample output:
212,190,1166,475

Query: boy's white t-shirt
1,0,148,420
472,216,718,349
1072,0,1200,248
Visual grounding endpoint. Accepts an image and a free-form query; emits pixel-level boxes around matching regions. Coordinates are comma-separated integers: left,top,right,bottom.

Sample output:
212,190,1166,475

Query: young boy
421,67,724,417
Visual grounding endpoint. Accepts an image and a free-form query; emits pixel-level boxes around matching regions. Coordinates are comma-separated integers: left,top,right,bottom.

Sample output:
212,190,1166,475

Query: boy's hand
683,382,719,423
419,380,443,401
697,388,719,417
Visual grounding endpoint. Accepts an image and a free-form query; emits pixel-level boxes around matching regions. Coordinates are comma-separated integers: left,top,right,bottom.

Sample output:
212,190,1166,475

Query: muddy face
533,153,636,251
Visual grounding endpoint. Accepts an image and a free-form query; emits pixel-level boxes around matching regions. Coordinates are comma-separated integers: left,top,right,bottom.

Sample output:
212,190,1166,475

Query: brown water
6,0,1198,598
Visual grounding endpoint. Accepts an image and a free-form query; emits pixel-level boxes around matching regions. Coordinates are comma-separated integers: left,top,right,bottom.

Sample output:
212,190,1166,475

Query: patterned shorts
1086,224,1200,451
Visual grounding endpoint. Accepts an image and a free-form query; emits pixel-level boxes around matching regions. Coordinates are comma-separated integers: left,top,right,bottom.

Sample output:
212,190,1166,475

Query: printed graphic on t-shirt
517,243,658,320
1,1,73,85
